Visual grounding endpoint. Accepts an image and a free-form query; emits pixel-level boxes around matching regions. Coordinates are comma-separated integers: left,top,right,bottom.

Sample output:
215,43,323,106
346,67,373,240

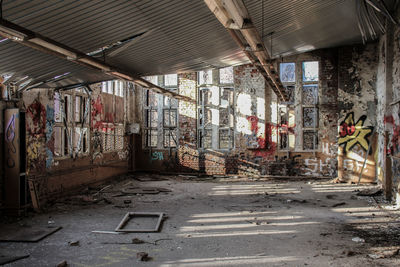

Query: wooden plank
28,179,40,212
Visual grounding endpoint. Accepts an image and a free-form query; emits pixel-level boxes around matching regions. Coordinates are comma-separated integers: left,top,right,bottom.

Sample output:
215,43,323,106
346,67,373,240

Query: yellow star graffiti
338,113,373,153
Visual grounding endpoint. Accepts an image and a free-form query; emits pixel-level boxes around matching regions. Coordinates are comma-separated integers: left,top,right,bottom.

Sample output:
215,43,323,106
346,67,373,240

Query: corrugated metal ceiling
1,0,391,88
1,0,248,88
243,0,391,58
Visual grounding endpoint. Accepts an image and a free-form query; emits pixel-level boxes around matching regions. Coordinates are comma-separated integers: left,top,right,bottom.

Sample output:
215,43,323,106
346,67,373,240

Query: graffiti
27,100,46,136
150,151,164,161
91,95,103,130
27,137,46,173
384,115,400,155
46,105,55,168
339,112,373,153
5,114,16,168
303,158,334,176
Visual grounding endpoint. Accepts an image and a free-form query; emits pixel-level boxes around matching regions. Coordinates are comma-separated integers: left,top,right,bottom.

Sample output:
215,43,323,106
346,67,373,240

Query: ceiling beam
204,0,288,101
0,19,194,103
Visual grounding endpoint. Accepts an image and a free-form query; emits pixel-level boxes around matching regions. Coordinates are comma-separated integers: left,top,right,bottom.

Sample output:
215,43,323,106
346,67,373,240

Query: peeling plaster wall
136,59,339,177
20,83,131,202
338,43,378,183
273,50,339,177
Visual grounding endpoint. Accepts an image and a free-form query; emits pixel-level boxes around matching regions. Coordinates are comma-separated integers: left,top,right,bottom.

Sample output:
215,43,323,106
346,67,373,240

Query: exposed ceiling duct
0,18,194,102
204,0,289,101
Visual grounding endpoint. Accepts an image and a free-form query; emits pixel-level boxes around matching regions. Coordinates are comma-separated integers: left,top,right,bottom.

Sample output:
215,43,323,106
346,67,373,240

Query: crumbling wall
337,43,378,182
137,56,341,177
21,83,130,201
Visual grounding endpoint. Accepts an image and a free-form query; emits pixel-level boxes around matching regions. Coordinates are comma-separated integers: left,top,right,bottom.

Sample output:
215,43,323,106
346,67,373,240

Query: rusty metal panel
4,108,20,209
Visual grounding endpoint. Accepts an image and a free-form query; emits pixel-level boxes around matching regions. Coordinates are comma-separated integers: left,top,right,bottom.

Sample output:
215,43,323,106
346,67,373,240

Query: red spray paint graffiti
26,100,46,136
246,116,276,157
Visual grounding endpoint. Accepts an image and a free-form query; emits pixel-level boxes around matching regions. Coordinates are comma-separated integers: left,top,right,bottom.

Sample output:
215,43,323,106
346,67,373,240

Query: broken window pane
284,85,295,104
164,94,178,107
302,61,319,82
145,109,158,128
54,126,63,156
64,95,72,122
64,128,71,155
163,109,177,127
203,129,212,149
101,82,108,93
280,63,296,83
302,85,318,105
204,108,212,126
219,129,233,149
82,128,89,153
145,129,158,147
164,74,178,87
303,131,318,150
163,129,177,147
74,127,81,153
75,96,81,122
54,92,62,122
219,67,233,84
303,107,318,128
198,69,213,85
144,76,158,85
220,87,233,108
219,108,229,127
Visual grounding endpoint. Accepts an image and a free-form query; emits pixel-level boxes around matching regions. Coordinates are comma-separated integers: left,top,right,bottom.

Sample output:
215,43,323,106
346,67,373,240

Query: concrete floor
1,175,400,266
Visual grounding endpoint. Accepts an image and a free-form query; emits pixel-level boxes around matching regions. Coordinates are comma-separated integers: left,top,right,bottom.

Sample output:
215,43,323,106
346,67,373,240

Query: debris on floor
356,188,383,197
136,252,151,261
351,237,365,243
91,230,126,235
115,212,165,233
331,202,346,207
0,226,62,242
0,253,30,265
68,240,80,246
56,260,68,267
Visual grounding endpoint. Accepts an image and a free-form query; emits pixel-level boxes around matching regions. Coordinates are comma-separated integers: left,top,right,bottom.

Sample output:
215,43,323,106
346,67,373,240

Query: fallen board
115,212,164,232
0,254,29,265
0,226,62,242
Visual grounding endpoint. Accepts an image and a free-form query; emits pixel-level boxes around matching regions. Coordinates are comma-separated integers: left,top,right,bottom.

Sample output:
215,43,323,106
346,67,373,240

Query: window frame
197,68,235,151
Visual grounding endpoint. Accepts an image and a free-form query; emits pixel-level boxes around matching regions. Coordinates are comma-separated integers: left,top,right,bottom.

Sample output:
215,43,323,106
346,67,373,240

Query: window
278,61,319,151
164,74,178,87
198,68,234,150
101,80,124,96
198,69,213,85
302,61,319,150
279,63,296,150
143,75,178,148
219,66,233,84
54,88,90,157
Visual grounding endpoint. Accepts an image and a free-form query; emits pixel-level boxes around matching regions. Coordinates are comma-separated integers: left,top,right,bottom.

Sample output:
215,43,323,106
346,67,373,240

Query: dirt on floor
0,174,399,267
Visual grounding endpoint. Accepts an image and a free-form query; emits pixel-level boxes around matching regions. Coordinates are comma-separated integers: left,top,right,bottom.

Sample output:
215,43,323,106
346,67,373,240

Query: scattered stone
351,237,365,243
132,238,145,244
345,250,356,256
332,202,346,207
367,254,383,259
356,188,382,197
68,241,79,246
137,252,151,261
320,233,332,236
56,260,68,267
